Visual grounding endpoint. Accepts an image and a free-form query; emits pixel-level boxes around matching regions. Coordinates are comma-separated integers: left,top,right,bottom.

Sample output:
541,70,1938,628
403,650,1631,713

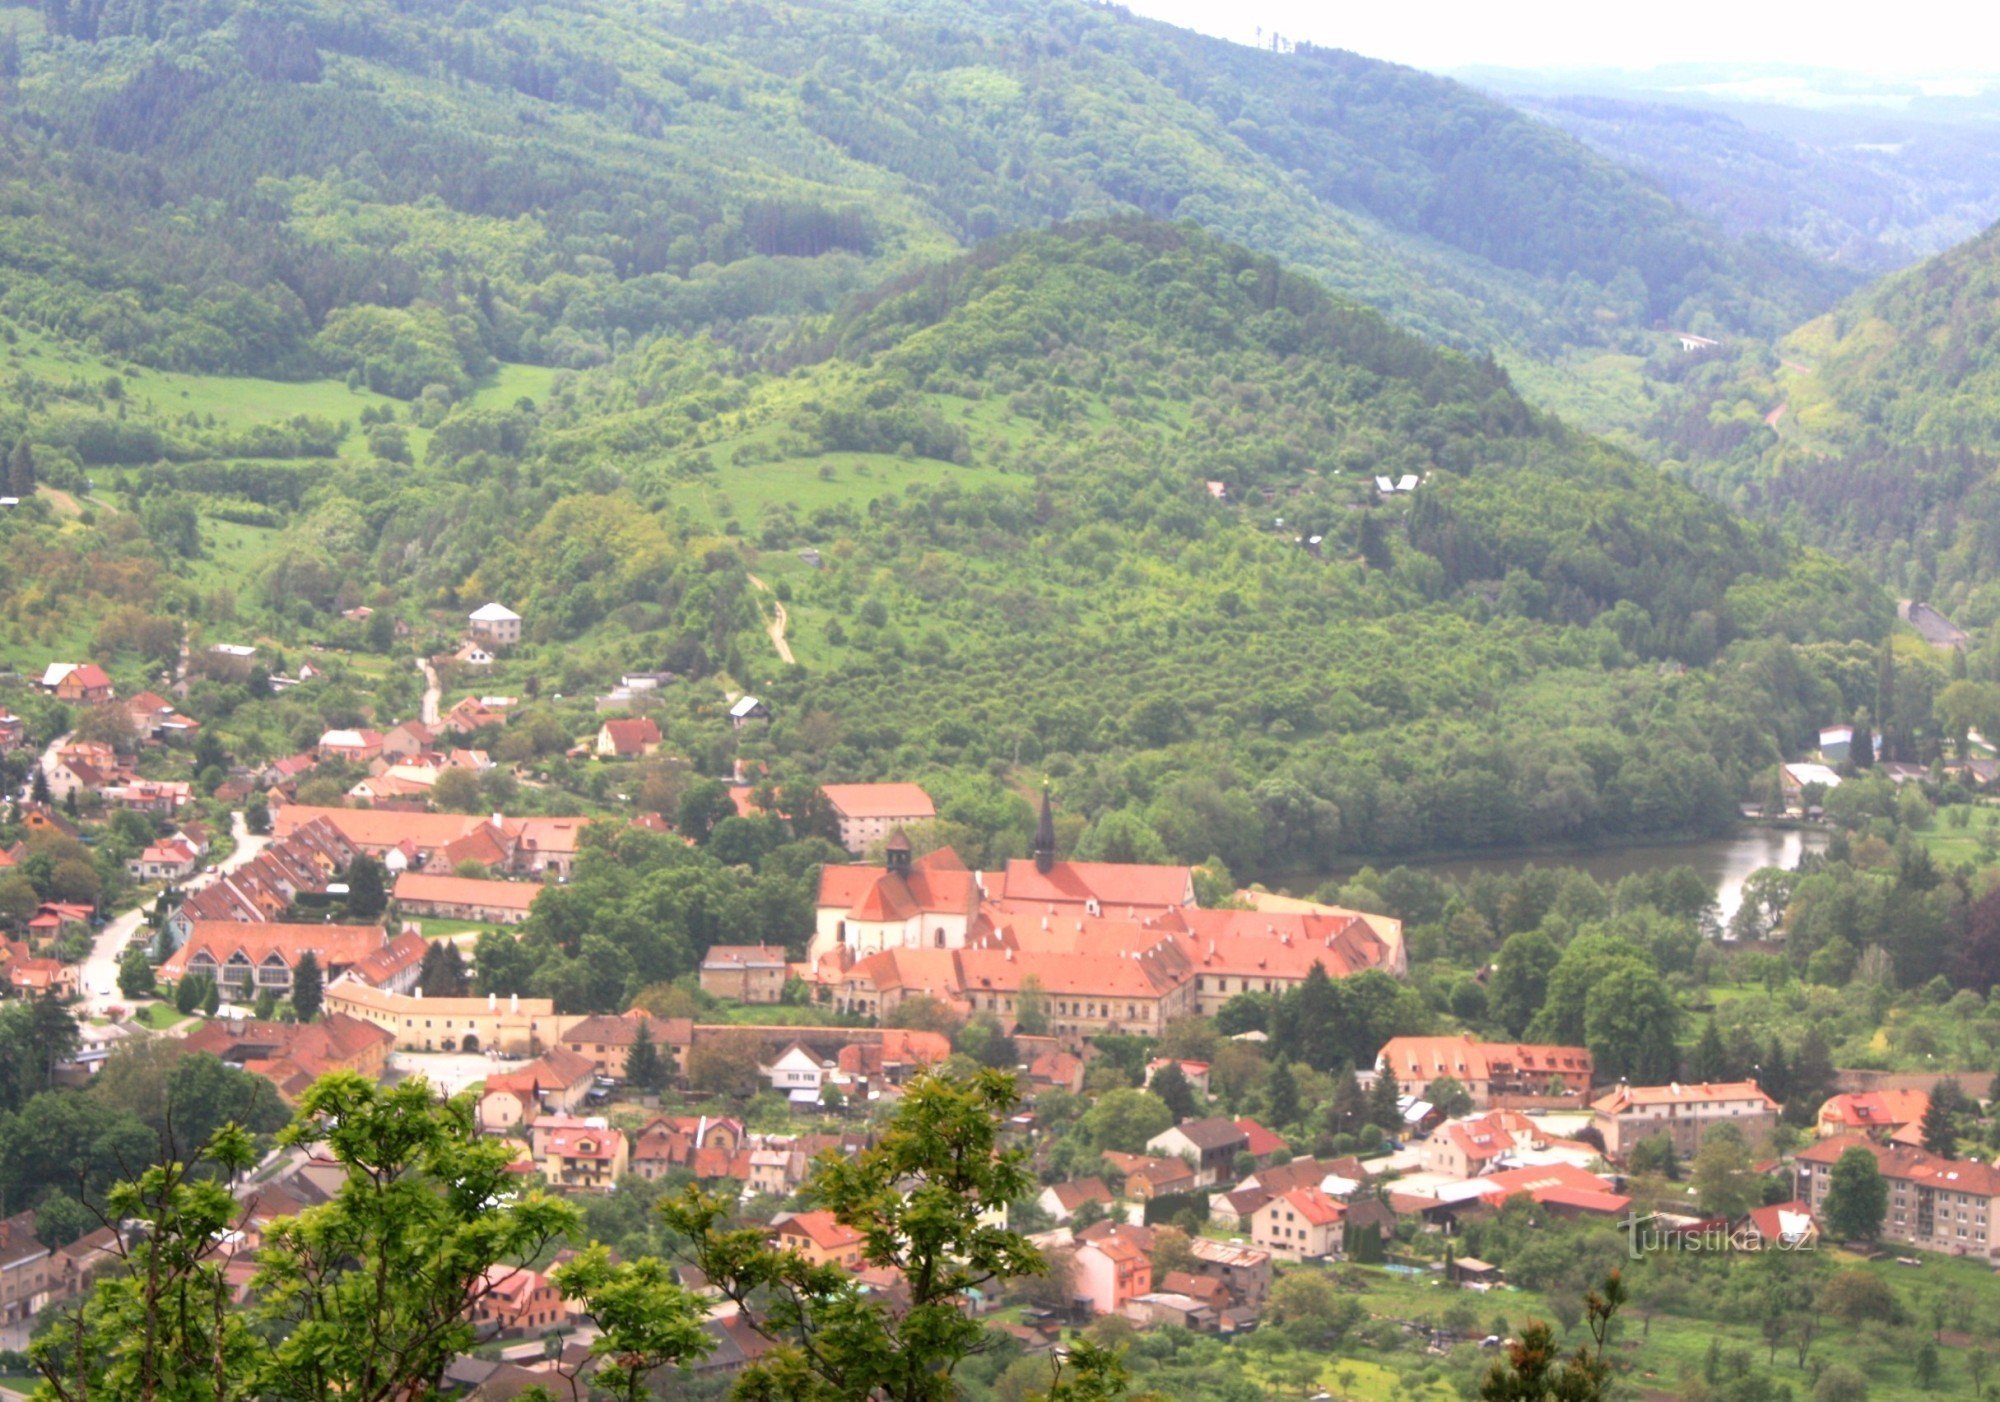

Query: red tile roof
819,783,936,820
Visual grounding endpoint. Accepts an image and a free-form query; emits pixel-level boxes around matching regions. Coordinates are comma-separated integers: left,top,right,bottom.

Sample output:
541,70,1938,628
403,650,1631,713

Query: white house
468,602,522,647
763,1043,830,1104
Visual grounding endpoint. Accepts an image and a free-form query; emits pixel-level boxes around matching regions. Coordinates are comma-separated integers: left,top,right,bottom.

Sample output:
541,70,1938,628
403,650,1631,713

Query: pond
1331,826,1828,928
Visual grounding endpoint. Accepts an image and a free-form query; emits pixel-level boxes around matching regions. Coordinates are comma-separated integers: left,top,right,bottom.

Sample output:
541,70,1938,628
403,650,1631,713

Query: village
0,601,1991,1397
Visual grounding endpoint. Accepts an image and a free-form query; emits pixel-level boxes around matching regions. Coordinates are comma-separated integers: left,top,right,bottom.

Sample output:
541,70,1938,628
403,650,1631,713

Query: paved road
19,727,70,801
388,1049,509,1096
75,811,270,1017
418,656,441,726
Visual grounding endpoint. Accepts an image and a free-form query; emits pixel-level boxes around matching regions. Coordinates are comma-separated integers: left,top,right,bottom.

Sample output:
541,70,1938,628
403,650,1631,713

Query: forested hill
0,0,1849,387
1656,221,2000,616
525,221,1887,872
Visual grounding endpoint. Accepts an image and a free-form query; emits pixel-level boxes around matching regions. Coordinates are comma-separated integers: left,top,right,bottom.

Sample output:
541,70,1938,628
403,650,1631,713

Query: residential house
343,930,429,994
204,643,258,680
1591,1081,1781,1160
8,956,77,1000
1145,1057,1211,1097
1733,1201,1819,1252
763,1043,832,1104
773,1211,865,1269
1819,726,1854,762
542,1122,628,1192
1145,1118,1251,1188
1071,1234,1150,1316
699,945,789,1004
478,1049,599,1132
0,1211,54,1327
728,696,770,728
1797,1134,2000,1256
1039,1178,1114,1223
45,663,114,703
392,872,541,925
558,1011,696,1081
178,1014,394,1101
1186,1236,1273,1309
1123,1290,1218,1332
1027,1049,1086,1094
1473,1163,1632,1219
1100,1152,1196,1202
0,711,25,751
628,1115,746,1183
1250,1187,1346,1261
1780,762,1843,814
316,729,385,765
1817,1089,1930,1143
125,690,199,742
468,603,523,646
472,1266,563,1338
1375,1035,1595,1107
129,835,203,882
818,784,937,855
594,717,661,758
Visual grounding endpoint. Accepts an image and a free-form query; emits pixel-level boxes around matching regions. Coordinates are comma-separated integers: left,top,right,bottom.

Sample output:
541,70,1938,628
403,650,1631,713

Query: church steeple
885,828,912,878
1033,788,1056,875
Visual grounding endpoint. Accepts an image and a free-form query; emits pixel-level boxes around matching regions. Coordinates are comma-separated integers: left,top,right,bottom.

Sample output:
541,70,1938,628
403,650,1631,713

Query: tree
1689,1127,1760,1219
292,952,323,1021
626,1018,666,1093
1013,976,1049,1037
685,1031,762,1098
1821,1146,1888,1241
117,945,155,1000
1488,930,1560,1038
1081,1089,1173,1154
1366,1065,1402,1135
1582,964,1680,1084
1480,1271,1625,1402
1921,1080,1965,1156
1266,1059,1300,1129
428,766,482,812
344,856,388,919
662,1069,1043,1401
1427,1074,1474,1120
417,940,470,997
175,973,212,1016
7,437,35,498
201,980,220,1017
1326,1065,1367,1138
246,1076,582,1398
545,1247,712,1401
0,874,36,929
1629,1133,1678,1180
1149,1063,1196,1122
885,994,963,1038
32,1125,263,1400
1687,1017,1727,1082
677,780,736,844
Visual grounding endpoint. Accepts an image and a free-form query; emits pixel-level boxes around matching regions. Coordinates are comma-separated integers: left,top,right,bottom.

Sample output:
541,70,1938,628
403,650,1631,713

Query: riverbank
1279,824,1828,926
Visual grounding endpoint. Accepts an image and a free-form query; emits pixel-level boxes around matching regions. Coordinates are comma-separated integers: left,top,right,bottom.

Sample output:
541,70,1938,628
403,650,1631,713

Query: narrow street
74,811,270,1016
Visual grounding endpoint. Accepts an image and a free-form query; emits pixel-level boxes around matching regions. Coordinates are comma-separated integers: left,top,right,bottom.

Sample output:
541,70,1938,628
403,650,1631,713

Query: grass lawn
135,1002,193,1031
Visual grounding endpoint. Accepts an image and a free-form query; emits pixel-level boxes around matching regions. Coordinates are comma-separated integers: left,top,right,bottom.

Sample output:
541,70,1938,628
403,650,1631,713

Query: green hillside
495,223,1885,874
0,0,1848,394
1652,222,2000,618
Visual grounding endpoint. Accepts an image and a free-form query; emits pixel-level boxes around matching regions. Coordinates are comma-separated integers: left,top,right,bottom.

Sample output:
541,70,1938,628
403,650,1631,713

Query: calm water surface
1330,827,1828,928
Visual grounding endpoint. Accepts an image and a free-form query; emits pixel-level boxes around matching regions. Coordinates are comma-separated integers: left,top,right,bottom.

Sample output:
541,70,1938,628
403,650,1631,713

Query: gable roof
775,1210,865,1253
819,783,937,820
161,922,389,980
1376,1035,1594,1084
392,872,543,912
598,717,662,754
470,602,521,622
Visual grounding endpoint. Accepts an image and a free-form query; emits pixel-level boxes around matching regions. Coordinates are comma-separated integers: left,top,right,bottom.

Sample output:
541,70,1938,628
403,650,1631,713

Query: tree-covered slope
0,0,1849,391
518,222,1886,872
1654,222,2000,618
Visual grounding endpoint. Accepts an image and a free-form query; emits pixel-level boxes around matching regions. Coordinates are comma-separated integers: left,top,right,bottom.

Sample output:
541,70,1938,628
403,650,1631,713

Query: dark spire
885,827,912,877
1034,788,1056,875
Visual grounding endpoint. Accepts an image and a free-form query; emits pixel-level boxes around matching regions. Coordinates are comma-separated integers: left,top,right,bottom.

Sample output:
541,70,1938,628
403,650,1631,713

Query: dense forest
1644,221,2000,630
0,0,1848,392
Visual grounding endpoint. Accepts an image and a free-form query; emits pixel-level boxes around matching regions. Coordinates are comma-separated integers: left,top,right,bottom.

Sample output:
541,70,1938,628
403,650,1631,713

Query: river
1332,826,1828,928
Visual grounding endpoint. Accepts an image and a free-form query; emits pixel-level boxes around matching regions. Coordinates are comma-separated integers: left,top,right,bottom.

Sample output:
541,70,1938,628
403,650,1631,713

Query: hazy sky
1120,0,2000,79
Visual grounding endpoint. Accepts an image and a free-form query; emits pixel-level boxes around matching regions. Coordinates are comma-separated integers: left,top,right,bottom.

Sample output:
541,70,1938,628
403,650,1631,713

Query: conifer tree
1367,1065,1402,1135
625,1017,665,1092
292,951,323,1021
1266,1058,1300,1129
5,437,33,498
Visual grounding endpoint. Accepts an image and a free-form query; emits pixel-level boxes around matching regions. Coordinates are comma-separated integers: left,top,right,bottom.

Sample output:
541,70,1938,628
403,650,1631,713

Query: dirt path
417,656,441,725
1765,402,1787,428
746,575,796,666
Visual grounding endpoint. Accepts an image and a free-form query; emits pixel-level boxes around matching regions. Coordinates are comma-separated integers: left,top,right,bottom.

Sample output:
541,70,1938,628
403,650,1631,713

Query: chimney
510,993,519,1013
414,986,422,999
488,992,497,1010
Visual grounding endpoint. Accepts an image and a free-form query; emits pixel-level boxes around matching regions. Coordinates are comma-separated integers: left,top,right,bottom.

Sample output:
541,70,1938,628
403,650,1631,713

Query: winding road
746,575,795,666
74,810,270,1017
